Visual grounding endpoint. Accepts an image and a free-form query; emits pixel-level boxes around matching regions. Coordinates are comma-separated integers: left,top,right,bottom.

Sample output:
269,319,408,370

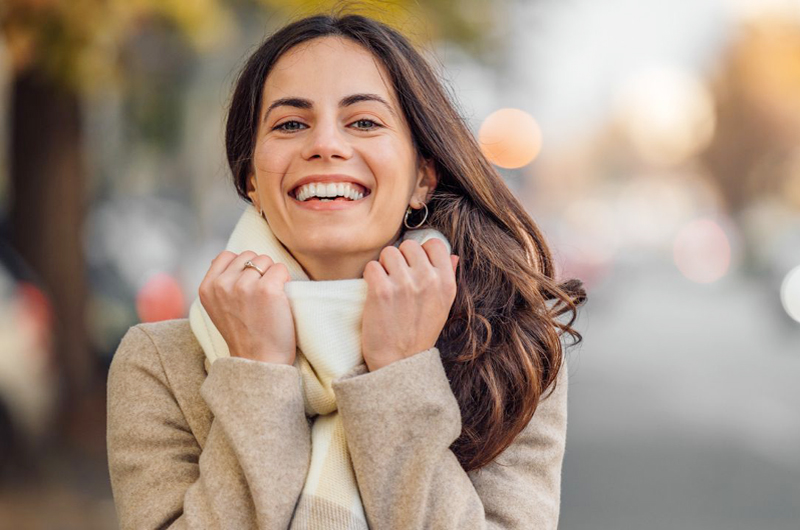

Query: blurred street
561,257,800,529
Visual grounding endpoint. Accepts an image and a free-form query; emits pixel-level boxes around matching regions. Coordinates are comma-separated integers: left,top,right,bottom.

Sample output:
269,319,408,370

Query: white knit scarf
188,203,451,529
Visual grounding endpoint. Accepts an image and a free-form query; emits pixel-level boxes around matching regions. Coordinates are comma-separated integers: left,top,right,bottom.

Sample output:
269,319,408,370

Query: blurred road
560,256,800,529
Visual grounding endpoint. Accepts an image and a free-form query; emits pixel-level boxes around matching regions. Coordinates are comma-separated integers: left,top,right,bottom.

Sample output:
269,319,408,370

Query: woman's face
247,35,437,279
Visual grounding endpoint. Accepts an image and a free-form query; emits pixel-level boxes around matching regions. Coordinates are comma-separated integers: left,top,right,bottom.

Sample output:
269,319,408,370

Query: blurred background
0,0,798,528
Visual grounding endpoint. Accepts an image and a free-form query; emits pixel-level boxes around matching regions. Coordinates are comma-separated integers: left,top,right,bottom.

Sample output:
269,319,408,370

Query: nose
300,116,353,161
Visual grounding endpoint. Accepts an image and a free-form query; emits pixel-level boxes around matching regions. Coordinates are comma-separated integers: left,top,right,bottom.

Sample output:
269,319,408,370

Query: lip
292,194,369,211
288,174,371,198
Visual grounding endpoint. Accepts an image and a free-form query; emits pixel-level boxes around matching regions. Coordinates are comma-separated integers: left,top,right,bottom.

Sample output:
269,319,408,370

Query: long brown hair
225,9,587,473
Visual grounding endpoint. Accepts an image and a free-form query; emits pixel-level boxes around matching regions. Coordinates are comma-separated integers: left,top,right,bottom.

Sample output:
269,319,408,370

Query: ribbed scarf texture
188,203,452,529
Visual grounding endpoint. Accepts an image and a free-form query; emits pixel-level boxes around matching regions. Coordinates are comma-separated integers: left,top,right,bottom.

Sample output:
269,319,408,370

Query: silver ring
243,260,265,276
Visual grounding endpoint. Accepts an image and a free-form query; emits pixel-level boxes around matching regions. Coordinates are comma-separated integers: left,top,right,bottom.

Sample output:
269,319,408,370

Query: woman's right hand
198,250,296,365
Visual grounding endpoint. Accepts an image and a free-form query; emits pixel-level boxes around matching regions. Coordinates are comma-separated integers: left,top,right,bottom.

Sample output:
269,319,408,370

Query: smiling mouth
300,197,357,202
289,186,372,202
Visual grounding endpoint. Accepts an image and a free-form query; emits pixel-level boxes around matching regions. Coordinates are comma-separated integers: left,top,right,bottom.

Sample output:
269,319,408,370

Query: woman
106,11,586,530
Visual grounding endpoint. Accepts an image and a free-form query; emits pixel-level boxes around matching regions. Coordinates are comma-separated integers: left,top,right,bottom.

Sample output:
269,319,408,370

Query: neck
292,232,403,281
292,249,376,281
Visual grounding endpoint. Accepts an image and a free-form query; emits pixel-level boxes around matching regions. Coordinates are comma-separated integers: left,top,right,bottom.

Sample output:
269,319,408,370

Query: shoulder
108,319,207,402
112,318,204,368
134,318,203,356
112,318,205,375
108,318,211,439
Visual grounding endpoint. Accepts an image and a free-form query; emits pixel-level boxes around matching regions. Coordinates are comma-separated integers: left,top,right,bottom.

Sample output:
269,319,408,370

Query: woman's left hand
361,238,459,372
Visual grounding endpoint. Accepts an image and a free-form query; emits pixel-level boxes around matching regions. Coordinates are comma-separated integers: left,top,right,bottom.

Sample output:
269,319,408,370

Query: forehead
262,36,398,107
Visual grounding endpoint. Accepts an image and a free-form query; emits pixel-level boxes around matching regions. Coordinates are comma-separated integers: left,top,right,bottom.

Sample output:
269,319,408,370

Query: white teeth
294,181,367,202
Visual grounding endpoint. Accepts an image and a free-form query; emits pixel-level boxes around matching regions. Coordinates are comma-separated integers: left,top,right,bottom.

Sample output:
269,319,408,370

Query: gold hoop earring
404,202,428,229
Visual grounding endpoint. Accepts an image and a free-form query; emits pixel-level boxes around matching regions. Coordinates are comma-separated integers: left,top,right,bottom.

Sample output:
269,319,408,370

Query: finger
378,246,413,279
363,259,389,286
420,238,452,271
217,250,259,285
258,261,291,288
200,251,239,301
205,251,239,281
450,255,459,273
397,239,430,269
238,254,275,284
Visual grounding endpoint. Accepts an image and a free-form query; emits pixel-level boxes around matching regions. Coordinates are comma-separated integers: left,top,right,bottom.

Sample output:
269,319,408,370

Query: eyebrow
262,93,396,123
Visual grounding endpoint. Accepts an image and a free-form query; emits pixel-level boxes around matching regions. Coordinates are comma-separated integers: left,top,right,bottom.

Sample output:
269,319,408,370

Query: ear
412,158,438,208
246,173,259,205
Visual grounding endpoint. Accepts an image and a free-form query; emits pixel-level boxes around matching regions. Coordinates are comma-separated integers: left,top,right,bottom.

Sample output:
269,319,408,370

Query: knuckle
263,263,290,283
363,261,379,278
232,279,248,296
211,281,229,301
198,285,209,304
400,275,416,291
375,288,391,300
210,279,225,295
399,239,419,251
259,281,284,298
428,238,446,251
423,270,438,285
380,246,399,259
374,283,395,299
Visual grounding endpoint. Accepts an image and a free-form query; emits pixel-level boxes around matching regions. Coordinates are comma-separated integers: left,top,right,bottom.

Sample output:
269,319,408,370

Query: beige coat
106,318,568,529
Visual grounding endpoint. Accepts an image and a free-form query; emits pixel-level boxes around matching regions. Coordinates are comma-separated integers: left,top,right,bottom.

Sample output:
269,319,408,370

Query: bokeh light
136,272,185,323
614,65,716,166
478,108,542,168
780,264,800,323
730,0,800,23
673,218,732,283
14,281,54,360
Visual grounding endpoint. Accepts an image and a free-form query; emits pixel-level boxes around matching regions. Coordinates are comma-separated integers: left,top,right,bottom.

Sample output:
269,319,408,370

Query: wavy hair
224,9,587,473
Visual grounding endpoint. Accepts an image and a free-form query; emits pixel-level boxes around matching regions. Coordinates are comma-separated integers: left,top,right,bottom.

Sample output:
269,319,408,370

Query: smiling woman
106,9,586,530
244,35,435,281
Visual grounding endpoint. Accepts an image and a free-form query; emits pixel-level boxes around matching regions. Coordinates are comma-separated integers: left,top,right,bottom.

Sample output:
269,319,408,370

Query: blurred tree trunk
9,68,90,428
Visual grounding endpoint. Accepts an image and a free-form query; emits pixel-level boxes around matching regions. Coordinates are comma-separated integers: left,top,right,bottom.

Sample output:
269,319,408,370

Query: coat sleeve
330,347,568,530
106,325,311,530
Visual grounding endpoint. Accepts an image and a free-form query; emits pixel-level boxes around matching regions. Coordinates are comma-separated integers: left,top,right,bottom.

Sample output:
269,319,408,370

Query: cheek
253,139,293,173
367,139,416,189
369,136,413,166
